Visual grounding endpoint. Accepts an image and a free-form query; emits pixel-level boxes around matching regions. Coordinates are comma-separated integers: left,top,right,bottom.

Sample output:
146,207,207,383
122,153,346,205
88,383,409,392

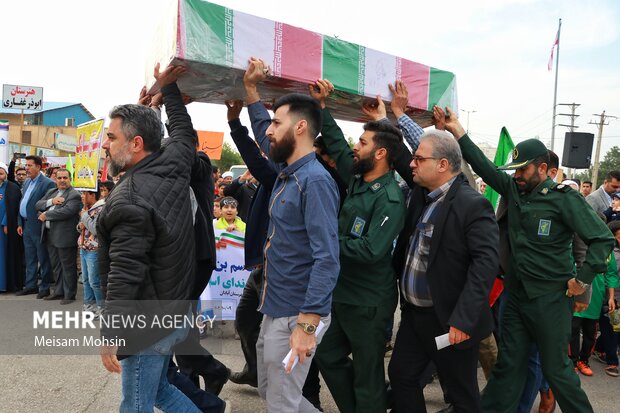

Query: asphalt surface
0,290,617,412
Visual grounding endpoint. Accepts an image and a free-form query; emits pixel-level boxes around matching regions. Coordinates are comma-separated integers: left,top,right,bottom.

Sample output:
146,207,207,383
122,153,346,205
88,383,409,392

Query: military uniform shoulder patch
350,216,366,238
371,182,382,192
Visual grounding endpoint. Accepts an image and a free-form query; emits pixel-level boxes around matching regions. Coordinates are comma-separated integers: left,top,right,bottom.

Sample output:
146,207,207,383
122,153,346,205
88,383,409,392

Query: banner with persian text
199,229,250,320
74,119,104,191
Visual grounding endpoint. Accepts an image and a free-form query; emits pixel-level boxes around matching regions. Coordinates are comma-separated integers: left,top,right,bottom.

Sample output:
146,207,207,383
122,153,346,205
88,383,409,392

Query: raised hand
244,57,270,104
362,96,387,121
244,57,270,87
225,100,244,122
153,62,187,88
138,86,151,106
308,79,334,109
389,81,409,118
432,105,446,131
435,106,466,139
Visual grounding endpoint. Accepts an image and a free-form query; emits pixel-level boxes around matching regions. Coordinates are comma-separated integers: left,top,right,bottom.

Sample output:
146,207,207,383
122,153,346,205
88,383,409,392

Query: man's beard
270,129,296,163
351,152,375,176
107,143,132,177
513,173,542,193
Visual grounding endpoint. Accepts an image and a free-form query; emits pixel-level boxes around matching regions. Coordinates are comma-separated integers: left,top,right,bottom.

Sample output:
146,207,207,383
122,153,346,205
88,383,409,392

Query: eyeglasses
411,155,439,163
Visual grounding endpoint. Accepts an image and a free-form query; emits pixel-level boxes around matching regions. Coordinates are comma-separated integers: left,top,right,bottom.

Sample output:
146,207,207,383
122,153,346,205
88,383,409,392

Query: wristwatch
297,322,317,335
575,279,590,289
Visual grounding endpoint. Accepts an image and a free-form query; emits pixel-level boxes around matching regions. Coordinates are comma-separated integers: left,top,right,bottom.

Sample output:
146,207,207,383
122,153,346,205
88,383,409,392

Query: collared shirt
19,173,41,218
401,176,456,306
258,152,340,318
45,189,65,229
397,114,424,151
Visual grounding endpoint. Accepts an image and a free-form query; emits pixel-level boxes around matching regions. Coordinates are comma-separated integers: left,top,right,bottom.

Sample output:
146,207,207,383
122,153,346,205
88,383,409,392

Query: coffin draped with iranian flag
147,0,458,126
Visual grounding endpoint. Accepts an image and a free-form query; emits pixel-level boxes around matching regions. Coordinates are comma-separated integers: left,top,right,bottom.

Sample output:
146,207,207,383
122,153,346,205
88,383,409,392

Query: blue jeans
516,346,550,413
120,320,201,413
80,249,104,307
22,224,52,291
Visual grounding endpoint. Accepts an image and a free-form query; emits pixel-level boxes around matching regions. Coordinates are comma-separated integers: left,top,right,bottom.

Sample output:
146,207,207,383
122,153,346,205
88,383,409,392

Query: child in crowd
98,180,115,200
213,197,222,220
77,189,107,317
603,191,620,223
593,221,620,377
214,196,246,233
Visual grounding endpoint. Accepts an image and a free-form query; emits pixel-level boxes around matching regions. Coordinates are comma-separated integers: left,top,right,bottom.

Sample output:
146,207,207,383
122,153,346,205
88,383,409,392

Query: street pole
589,111,617,186
460,109,476,134
557,102,580,178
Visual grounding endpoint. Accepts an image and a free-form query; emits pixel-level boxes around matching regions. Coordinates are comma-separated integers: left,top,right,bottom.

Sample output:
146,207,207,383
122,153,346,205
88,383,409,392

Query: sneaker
605,365,619,377
577,361,593,376
593,351,607,364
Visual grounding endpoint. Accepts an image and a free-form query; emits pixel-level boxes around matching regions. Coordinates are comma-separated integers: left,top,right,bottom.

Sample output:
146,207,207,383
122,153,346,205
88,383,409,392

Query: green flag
66,154,75,186
484,127,514,208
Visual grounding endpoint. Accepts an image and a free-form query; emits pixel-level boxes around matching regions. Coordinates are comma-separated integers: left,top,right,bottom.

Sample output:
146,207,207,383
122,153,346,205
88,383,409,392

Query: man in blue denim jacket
244,57,340,413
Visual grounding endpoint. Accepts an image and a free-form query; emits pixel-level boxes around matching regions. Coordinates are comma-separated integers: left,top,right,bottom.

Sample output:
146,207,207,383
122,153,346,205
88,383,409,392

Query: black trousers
388,305,480,413
235,267,264,376
569,316,597,364
47,244,78,299
234,266,321,399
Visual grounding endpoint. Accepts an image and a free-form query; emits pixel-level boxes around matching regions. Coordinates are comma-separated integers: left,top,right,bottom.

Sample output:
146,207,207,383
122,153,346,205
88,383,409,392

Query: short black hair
547,150,559,170
532,152,550,168
109,104,163,153
99,180,115,193
82,189,101,201
15,166,26,173
609,220,620,235
314,135,329,156
362,121,403,166
25,155,43,167
606,171,620,181
583,181,593,186
272,93,322,139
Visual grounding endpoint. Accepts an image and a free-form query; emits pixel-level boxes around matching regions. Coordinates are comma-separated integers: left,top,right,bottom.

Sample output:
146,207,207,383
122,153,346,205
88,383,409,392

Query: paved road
0,292,617,412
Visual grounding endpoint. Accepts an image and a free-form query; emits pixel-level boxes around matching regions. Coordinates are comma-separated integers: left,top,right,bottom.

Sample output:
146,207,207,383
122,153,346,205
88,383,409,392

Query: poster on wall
74,119,104,191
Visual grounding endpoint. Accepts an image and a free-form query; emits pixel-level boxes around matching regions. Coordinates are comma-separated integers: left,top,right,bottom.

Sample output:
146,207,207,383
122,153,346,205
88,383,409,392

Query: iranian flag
548,28,560,71
484,127,515,209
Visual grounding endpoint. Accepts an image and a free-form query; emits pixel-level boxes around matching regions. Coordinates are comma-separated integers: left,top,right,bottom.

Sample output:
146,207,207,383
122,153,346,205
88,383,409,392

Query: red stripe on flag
279,24,322,82
398,59,430,110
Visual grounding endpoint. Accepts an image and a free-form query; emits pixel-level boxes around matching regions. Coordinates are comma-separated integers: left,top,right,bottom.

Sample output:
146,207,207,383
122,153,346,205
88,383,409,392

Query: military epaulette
384,182,402,203
551,183,571,192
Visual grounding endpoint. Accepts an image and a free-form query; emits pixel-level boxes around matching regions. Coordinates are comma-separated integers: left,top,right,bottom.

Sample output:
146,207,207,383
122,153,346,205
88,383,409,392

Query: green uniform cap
498,139,548,170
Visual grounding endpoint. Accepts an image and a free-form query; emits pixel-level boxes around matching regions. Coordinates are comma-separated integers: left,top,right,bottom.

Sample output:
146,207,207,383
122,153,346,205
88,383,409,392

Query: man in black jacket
389,130,499,413
97,64,201,413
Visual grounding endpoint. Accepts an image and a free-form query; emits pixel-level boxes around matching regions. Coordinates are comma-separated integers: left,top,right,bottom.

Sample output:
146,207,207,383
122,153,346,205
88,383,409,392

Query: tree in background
213,142,244,172
572,146,620,188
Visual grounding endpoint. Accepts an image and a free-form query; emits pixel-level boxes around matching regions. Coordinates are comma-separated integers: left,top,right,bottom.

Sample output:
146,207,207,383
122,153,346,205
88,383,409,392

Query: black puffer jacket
97,82,197,358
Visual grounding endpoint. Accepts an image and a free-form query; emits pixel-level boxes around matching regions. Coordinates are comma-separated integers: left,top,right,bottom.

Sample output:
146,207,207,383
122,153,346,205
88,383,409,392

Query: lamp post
460,109,477,134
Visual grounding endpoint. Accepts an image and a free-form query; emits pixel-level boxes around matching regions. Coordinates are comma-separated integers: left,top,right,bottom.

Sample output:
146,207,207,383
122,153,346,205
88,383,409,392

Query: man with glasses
35,168,82,303
586,171,620,214
389,129,499,413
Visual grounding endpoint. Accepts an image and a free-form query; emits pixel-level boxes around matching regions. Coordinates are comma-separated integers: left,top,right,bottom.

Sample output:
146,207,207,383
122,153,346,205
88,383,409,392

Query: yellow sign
74,119,104,190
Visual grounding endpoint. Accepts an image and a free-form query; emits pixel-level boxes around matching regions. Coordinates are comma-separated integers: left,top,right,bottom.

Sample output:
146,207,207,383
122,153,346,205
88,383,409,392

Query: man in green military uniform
310,80,406,413
437,106,614,413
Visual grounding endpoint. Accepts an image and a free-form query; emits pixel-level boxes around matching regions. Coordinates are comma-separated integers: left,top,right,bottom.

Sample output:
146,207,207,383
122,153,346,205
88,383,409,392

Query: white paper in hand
282,321,326,371
435,333,451,350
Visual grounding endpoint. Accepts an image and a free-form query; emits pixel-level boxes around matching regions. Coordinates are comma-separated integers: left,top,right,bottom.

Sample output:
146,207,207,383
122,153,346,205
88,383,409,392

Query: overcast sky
2,0,619,168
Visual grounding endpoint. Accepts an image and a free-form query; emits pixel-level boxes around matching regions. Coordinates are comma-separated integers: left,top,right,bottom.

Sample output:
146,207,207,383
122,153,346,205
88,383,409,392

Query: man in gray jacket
36,168,82,304
586,171,620,214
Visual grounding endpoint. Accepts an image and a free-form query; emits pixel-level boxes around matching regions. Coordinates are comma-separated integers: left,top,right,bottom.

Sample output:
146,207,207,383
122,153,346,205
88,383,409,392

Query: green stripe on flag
184,0,234,66
428,68,455,111
220,232,244,242
484,127,515,209
323,36,362,95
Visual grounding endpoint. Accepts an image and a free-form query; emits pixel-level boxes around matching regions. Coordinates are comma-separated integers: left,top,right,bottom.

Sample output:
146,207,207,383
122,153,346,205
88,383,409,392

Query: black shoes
204,368,231,395
60,298,76,305
229,370,258,388
44,294,63,301
15,288,38,296
36,290,50,299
